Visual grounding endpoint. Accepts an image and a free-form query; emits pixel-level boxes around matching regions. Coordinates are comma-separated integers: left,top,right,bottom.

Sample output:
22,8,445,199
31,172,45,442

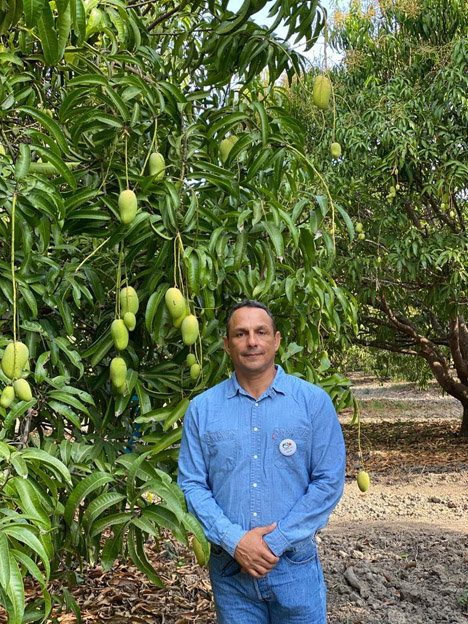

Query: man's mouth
243,352,263,357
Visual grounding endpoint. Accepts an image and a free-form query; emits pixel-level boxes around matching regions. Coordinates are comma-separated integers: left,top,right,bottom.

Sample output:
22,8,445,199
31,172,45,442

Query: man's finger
259,546,279,564
260,522,277,535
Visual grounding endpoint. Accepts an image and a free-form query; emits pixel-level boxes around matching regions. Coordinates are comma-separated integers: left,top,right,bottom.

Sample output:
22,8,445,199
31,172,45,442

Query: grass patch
361,398,417,413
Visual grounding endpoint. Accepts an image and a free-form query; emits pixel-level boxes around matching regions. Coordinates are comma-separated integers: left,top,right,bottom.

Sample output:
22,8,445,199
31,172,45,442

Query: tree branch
147,2,185,31
354,337,419,356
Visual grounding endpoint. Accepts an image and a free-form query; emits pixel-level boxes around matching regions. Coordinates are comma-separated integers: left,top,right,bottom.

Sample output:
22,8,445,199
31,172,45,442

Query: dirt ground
323,374,468,624
36,376,468,623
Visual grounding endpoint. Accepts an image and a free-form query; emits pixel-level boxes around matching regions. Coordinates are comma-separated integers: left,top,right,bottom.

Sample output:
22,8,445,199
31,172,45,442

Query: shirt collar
227,364,288,399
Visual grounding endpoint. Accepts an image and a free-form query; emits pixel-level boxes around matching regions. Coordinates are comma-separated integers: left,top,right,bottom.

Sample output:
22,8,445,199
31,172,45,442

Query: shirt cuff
263,527,291,557
221,524,248,558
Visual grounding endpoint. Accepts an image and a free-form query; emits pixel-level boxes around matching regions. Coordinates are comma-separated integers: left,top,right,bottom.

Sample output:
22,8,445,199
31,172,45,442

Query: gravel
320,376,468,624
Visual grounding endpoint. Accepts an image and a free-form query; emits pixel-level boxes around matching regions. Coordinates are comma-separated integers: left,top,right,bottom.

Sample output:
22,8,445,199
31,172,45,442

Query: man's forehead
228,307,274,328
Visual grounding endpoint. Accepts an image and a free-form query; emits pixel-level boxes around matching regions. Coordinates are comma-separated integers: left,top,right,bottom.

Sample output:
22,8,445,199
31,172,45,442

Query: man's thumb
263,522,277,534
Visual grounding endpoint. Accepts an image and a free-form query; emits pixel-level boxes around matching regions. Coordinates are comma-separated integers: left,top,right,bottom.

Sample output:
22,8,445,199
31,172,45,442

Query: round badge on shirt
279,439,297,456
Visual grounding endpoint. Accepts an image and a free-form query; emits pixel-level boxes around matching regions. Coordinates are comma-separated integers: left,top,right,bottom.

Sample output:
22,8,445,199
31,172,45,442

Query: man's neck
235,365,277,400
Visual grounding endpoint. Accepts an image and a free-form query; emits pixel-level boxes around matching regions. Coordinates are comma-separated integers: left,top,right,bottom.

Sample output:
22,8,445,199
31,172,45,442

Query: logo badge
279,439,297,456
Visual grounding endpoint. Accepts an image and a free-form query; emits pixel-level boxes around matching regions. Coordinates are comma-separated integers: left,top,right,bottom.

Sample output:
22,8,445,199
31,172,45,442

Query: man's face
224,307,280,376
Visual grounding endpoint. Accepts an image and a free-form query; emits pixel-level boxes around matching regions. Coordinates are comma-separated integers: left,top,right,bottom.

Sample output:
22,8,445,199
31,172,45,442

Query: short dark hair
226,300,277,336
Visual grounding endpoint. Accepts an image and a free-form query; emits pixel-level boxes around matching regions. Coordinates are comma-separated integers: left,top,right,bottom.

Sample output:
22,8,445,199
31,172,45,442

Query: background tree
289,0,468,436
0,0,357,620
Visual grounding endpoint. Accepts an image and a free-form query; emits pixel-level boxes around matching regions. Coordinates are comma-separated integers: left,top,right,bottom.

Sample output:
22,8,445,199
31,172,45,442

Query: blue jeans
208,539,327,623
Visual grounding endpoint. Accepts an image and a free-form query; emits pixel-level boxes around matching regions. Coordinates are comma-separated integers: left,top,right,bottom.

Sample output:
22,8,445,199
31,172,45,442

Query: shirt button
253,427,258,432
253,483,257,487
253,455,258,459
255,403,259,407
253,512,258,517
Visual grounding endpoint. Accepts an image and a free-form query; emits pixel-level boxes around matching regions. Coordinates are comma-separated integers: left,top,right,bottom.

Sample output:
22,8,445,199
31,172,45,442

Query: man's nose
247,331,258,346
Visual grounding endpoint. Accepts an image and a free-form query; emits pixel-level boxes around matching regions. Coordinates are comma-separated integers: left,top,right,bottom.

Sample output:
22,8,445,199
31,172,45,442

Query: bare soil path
46,375,468,624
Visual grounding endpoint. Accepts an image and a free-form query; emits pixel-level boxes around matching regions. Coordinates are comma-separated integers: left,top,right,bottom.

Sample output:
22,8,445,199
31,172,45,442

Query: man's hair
226,300,277,336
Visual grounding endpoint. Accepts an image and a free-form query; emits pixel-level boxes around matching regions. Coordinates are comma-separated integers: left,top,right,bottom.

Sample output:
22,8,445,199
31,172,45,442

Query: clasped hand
234,522,279,578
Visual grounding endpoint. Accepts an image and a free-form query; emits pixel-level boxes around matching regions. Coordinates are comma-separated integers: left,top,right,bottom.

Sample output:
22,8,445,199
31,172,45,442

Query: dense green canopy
0,0,357,619
290,0,468,435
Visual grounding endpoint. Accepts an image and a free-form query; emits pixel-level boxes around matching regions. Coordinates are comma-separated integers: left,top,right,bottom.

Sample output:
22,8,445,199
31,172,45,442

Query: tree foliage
290,0,468,435
0,0,357,619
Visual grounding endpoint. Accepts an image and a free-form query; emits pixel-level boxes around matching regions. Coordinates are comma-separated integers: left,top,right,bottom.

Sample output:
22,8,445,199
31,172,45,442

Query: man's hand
234,522,279,578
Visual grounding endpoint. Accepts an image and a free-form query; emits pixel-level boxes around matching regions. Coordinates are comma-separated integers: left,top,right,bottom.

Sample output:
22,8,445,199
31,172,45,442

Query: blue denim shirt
177,365,345,558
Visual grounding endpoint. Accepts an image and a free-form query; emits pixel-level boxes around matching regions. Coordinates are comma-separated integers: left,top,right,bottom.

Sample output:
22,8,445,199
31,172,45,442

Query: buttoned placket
250,396,262,527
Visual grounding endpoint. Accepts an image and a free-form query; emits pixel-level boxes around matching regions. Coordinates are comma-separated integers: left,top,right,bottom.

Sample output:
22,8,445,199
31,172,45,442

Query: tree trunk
461,404,468,438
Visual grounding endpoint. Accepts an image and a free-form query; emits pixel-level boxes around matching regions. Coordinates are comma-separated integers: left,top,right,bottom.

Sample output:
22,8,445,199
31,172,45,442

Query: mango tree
0,0,357,619
289,0,468,436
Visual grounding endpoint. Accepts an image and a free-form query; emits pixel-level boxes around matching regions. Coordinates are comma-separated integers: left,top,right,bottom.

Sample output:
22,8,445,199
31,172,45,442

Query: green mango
120,286,139,315
186,353,196,367
110,357,127,388
165,287,186,319
0,386,15,408
330,142,342,158
181,315,199,346
149,152,165,180
13,379,32,402
357,470,370,492
123,312,136,331
313,75,331,110
118,189,138,225
190,363,201,380
1,342,29,380
111,319,129,351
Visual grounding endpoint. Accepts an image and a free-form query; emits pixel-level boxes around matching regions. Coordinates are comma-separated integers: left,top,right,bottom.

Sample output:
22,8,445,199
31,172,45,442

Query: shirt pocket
204,429,238,477
272,427,310,472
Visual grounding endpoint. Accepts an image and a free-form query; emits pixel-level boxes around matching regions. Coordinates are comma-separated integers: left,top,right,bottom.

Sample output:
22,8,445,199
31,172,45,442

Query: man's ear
223,335,230,355
274,331,281,352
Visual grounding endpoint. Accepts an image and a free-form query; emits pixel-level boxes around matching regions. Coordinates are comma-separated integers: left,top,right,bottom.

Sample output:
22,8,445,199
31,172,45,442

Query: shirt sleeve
264,390,345,557
177,401,247,557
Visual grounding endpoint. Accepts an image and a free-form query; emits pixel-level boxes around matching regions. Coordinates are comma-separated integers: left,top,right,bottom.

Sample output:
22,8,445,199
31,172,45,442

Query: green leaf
101,529,124,572
265,221,284,259
82,492,126,533
70,0,86,43
145,284,168,334
15,144,30,180
47,390,90,416
32,146,76,189
11,550,50,618
64,472,113,526
10,453,28,479
37,2,59,66
2,526,50,580
163,397,190,432
126,450,152,503
135,380,152,416
11,478,50,529
20,448,71,484
90,512,130,538
149,427,183,456
23,0,46,29
336,204,355,243
127,526,164,587
252,100,269,145
7,554,24,624
0,533,10,591
181,512,209,562
18,106,68,154
34,351,50,384
17,285,37,317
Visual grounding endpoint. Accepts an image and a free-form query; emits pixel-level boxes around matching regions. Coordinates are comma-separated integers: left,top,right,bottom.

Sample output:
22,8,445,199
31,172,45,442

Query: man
178,300,346,623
